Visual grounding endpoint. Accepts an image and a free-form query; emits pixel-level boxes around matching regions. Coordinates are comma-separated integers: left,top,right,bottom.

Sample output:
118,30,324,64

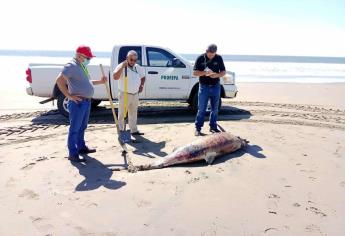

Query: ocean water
226,61,345,83
2,53,345,92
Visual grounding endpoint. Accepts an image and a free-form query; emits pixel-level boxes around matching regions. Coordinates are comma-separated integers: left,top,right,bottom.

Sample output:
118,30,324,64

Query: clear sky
0,0,344,56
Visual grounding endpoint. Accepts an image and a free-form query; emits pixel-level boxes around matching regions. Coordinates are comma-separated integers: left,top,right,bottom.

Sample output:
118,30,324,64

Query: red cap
76,45,95,58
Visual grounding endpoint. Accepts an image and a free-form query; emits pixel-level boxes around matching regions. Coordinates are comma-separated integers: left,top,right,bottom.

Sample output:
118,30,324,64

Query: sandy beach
0,82,344,235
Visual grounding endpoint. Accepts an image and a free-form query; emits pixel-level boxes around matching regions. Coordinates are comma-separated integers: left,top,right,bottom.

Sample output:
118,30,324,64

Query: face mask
82,58,90,66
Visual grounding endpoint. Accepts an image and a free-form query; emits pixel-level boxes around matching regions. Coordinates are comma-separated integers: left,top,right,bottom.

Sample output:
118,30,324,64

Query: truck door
144,47,190,99
111,46,145,99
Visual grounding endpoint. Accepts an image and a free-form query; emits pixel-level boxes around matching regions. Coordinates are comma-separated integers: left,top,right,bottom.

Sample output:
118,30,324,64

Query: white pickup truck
25,45,238,117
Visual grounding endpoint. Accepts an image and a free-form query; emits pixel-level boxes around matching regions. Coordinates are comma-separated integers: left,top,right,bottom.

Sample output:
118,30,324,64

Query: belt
77,96,91,101
120,91,138,95
200,83,219,87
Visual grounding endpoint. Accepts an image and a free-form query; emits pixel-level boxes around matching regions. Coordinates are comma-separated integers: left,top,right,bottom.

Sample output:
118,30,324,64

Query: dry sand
0,83,344,236
234,82,345,109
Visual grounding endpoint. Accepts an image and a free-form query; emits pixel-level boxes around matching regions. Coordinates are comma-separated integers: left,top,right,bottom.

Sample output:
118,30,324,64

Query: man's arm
210,56,226,78
192,55,215,77
113,61,127,80
56,73,82,102
91,75,107,85
139,76,146,93
193,70,208,77
210,70,226,78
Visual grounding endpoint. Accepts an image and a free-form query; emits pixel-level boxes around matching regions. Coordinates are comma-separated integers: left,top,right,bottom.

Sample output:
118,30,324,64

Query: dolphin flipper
204,152,217,165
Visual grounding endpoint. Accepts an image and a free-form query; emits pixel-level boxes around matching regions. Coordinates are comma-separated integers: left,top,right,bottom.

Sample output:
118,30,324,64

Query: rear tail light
26,68,32,83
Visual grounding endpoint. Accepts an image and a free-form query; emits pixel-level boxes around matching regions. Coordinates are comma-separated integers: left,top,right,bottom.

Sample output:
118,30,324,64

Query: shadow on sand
31,104,252,126
127,135,167,158
37,104,258,177
71,155,126,191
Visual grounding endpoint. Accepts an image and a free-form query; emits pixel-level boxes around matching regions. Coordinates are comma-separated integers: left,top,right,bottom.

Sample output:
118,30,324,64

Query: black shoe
131,131,144,136
210,128,221,133
195,130,202,136
68,154,85,163
78,147,96,154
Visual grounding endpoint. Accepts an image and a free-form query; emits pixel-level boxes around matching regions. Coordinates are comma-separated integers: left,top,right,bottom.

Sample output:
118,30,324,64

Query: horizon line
0,49,344,64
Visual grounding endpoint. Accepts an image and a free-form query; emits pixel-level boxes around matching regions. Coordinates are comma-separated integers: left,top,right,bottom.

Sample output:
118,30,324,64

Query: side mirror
172,58,185,68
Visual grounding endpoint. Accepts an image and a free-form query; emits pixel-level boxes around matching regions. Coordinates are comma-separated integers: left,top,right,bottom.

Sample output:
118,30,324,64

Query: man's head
206,44,217,60
126,50,138,67
75,45,95,66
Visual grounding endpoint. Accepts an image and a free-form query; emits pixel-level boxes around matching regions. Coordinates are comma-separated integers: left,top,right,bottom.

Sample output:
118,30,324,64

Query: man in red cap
56,45,107,162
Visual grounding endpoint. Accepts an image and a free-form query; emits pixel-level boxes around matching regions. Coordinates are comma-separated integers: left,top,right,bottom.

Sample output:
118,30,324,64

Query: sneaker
210,128,221,133
131,131,144,136
195,130,202,136
78,147,96,154
68,154,85,163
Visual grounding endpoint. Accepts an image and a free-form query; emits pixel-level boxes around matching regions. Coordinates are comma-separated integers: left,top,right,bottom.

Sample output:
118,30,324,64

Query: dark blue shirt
193,53,226,85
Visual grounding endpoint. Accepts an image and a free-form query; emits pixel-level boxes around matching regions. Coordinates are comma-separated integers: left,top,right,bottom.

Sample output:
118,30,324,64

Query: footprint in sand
136,200,151,208
306,206,327,217
21,156,50,170
75,226,117,236
21,162,36,170
305,224,324,235
5,177,17,188
174,186,183,196
30,216,54,233
35,156,49,162
340,181,345,187
18,189,39,200
267,193,280,199
188,175,209,184
309,176,317,181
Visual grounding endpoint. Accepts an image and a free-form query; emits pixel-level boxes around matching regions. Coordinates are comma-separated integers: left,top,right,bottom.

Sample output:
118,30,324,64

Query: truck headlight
222,72,235,85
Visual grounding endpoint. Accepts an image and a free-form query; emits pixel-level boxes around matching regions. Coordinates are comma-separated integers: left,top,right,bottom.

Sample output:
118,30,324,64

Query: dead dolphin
133,132,248,171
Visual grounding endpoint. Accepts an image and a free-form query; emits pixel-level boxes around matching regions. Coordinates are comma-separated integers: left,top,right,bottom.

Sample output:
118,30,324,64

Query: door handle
148,71,158,74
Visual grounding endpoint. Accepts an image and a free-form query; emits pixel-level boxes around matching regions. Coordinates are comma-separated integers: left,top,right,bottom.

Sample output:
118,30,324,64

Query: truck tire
191,92,222,113
91,100,102,109
57,94,69,117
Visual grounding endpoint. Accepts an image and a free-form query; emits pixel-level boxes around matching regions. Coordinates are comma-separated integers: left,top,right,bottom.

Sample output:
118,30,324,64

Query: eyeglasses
81,55,91,60
129,58,137,62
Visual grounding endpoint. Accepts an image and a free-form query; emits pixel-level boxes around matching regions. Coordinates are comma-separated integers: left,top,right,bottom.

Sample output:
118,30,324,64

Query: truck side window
146,47,186,68
118,46,142,65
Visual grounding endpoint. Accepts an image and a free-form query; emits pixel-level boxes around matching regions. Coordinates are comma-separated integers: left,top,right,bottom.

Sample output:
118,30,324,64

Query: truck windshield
118,46,142,65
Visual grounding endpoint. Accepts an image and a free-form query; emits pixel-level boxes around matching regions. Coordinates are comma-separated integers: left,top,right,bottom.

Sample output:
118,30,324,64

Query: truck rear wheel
57,94,69,117
191,92,222,113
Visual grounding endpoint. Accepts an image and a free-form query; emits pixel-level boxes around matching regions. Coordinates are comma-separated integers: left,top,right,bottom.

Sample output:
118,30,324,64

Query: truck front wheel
57,94,69,117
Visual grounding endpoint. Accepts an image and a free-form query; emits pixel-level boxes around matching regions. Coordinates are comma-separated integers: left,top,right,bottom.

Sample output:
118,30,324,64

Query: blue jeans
67,99,91,156
195,83,221,131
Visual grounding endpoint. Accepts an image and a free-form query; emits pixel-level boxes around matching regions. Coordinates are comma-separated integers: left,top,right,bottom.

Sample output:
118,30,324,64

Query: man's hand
100,75,107,84
68,95,82,103
92,75,107,85
138,85,144,93
210,73,219,79
205,70,216,76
